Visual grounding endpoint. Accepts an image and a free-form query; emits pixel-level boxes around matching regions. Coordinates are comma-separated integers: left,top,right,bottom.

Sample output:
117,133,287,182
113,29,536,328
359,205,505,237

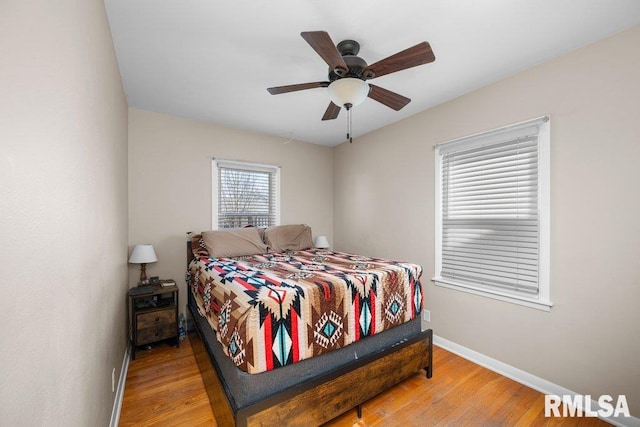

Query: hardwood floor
119,337,214,426
119,336,607,426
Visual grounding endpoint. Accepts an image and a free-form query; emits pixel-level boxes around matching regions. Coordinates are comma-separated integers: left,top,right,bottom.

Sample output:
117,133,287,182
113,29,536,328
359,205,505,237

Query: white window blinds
436,117,549,297
213,159,280,229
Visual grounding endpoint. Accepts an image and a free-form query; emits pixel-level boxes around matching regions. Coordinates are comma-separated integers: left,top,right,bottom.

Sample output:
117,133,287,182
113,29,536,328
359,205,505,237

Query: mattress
187,248,423,374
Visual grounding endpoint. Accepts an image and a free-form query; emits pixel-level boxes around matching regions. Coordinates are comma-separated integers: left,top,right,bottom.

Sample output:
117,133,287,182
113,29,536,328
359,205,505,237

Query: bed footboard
243,330,432,426
189,303,432,427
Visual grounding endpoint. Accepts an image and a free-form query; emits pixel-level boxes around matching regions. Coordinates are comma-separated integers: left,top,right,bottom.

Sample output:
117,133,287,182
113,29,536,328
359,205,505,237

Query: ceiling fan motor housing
329,40,373,81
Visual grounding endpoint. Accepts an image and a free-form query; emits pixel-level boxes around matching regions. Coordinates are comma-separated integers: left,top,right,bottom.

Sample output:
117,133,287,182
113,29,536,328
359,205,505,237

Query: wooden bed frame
186,241,433,426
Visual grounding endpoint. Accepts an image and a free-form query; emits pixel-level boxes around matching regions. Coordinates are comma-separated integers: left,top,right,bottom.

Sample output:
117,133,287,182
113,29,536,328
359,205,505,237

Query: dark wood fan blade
267,81,329,95
367,84,411,111
364,42,435,79
301,31,348,75
322,102,341,120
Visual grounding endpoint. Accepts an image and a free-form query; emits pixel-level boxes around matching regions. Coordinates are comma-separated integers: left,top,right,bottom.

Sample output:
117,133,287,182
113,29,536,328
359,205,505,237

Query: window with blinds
212,159,280,229
434,116,551,310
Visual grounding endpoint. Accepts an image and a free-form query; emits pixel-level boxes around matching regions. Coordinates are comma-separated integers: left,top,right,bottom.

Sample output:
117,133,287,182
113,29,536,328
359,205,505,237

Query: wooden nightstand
128,282,179,360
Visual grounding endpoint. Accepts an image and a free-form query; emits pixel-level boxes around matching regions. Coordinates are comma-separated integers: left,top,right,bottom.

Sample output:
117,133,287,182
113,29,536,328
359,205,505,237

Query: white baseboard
109,345,131,427
433,335,639,427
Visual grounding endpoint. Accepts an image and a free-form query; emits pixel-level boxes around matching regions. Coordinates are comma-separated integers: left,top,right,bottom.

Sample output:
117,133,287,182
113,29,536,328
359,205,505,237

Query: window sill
431,277,553,312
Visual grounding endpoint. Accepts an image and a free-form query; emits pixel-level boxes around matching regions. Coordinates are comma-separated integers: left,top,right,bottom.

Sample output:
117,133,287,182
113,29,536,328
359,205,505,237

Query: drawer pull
155,317,160,322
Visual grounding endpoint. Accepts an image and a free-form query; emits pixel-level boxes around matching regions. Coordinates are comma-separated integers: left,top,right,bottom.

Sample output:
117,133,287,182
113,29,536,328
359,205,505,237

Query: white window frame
212,158,281,230
432,116,552,311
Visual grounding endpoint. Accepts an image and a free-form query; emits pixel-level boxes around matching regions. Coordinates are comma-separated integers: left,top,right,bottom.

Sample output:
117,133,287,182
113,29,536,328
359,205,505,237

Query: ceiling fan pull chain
346,103,353,143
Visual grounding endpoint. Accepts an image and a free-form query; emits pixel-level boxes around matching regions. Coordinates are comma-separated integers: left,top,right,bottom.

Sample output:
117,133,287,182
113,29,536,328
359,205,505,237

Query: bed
186,225,433,426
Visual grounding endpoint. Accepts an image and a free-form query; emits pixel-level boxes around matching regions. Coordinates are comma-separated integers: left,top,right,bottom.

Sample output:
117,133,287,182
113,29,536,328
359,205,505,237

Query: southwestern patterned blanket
188,249,423,374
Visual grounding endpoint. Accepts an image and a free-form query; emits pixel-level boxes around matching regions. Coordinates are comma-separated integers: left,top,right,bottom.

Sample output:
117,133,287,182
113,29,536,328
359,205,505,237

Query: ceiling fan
267,31,436,125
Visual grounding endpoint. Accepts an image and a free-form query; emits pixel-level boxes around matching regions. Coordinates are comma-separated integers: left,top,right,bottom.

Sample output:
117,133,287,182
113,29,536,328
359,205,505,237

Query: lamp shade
327,78,369,108
314,236,330,249
128,244,158,264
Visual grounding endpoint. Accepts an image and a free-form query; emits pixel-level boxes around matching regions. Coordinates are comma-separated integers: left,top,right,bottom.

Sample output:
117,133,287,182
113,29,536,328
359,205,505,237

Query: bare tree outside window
216,166,276,229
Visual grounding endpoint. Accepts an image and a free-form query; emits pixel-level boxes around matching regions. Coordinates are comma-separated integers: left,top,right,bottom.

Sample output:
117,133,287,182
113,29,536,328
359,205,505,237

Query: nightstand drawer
136,324,176,346
137,309,176,329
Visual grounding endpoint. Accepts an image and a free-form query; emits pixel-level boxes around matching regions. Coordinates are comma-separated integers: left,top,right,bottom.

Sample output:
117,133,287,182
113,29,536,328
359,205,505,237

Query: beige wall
128,109,334,312
334,25,640,415
0,1,129,425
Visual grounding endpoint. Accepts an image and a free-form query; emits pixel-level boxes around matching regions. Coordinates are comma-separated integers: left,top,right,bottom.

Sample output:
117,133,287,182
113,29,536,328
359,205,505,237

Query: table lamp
314,236,330,249
128,244,158,284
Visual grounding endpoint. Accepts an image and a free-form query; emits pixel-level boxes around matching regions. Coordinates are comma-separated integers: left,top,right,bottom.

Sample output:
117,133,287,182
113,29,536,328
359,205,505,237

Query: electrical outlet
112,368,116,393
423,309,431,322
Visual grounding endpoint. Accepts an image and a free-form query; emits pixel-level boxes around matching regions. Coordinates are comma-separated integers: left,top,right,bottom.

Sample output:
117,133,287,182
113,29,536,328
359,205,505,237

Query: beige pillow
264,224,314,253
202,227,268,258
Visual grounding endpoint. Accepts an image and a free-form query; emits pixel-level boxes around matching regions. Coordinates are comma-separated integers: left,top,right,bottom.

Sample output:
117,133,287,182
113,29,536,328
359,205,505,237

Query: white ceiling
104,1,640,147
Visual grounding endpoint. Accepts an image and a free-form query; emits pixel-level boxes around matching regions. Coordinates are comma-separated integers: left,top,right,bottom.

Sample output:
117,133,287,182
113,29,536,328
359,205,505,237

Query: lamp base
139,263,148,285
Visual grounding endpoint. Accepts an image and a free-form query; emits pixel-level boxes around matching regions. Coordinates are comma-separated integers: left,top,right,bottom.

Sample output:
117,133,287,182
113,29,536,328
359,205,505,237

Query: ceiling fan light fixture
327,78,369,108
